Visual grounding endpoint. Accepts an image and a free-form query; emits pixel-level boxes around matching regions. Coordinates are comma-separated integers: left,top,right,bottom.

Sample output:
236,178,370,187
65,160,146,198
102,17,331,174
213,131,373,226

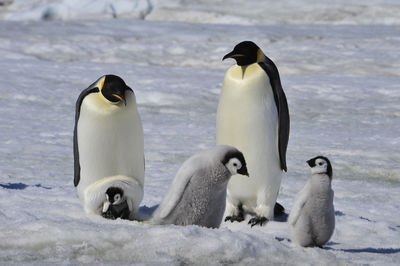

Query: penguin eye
318,161,324,166
231,158,241,169
114,194,121,202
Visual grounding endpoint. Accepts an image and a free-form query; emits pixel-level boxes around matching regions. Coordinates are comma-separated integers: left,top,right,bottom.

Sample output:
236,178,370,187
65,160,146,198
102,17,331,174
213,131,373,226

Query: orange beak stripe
112,94,123,102
230,54,245,57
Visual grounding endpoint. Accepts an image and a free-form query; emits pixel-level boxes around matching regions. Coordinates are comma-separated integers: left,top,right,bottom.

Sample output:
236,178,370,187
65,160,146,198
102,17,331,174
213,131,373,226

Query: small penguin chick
102,187,130,220
151,145,248,228
288,156,335,248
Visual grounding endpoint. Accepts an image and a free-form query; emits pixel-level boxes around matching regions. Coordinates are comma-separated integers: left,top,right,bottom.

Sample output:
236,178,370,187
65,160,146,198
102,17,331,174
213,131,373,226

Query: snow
1,0,152,20
0,0,400,265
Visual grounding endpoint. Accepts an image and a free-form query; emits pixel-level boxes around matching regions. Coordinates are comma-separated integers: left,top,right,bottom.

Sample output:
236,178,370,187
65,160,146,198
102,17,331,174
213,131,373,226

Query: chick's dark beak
238,164,249,177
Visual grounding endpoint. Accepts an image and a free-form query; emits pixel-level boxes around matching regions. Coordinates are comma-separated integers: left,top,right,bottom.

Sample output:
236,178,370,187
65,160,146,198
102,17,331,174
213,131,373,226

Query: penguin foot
274,202,285,217
224,214,245,223
248,216,268,227
102,211,117,220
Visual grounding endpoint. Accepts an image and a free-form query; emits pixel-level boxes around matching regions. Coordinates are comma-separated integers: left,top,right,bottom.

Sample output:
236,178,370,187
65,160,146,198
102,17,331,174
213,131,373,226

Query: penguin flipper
73,83,100,187
153,159,203,220
288,180,311,226
258,60,290,172
154,173,194,220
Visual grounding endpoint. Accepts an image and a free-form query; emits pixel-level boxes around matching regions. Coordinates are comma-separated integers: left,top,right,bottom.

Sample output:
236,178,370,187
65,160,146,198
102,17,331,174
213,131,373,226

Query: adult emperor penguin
73,75,145,219
288,156,335,247
217,41,290,226
151,145,248,228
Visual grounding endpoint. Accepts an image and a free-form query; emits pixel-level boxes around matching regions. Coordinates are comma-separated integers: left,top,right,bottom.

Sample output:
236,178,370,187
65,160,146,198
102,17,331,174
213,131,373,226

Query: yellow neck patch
98,76,106,91
95,76,111,104
256,49,265,63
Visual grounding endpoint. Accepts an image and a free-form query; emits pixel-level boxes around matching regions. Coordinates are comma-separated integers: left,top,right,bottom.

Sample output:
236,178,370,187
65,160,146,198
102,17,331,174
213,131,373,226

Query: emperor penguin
151,145,249,228
217,41,290,226
73,75,145,219
288,156,335,248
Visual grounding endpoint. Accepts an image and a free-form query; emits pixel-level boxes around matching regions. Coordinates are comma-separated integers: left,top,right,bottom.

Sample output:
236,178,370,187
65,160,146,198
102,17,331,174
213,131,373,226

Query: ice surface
0,1,400,265
148,0,400,25
1,0,152,20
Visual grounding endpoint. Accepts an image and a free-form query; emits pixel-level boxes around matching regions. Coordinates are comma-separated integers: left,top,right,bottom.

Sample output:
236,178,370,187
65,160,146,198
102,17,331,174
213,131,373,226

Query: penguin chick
151,145,249,228
102,187,130,220
288,156,335,248
217,41,290,227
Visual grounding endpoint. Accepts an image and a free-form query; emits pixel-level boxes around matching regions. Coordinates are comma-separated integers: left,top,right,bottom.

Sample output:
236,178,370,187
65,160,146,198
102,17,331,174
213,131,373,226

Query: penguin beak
112,93,127,106
238,165,249,177
223,50,245,61
102,200,111,213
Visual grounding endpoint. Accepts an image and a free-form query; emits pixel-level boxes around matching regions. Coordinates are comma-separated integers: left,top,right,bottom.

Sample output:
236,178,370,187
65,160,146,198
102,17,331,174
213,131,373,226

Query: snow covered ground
0,0,399,265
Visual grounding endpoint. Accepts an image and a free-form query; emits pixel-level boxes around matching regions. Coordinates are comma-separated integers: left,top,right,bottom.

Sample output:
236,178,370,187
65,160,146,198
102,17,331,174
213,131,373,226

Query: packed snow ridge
2,0,400,25
1,0,153,21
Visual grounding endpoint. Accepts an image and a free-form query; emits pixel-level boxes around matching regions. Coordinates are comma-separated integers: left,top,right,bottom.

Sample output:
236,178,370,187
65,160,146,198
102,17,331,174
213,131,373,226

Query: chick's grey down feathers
288,156,335,247
152,145,247,228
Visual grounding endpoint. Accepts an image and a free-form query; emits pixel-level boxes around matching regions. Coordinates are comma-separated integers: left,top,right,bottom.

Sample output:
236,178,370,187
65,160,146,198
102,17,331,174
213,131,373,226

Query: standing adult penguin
288,156,335,248
217,41,290,226
73,75,145,219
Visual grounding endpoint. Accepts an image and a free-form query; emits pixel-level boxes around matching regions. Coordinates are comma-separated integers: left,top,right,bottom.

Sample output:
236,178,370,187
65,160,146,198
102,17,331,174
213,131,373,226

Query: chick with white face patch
151,145,249,228
288,156,335,248
217,41,290,226
102,187,130,220
73,75,144,219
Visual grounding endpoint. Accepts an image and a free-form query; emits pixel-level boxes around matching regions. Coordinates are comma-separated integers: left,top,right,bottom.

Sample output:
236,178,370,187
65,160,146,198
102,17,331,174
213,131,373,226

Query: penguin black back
258,58,289,172
73,83,99,187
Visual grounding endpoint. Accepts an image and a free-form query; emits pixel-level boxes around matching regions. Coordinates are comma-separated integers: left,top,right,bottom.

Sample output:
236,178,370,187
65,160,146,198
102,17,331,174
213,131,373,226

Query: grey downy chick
151,145,249,228
288,156,335,247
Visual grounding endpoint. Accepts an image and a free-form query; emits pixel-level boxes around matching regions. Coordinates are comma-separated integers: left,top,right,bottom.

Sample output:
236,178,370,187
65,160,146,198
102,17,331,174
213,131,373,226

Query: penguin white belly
76,91,144,203
217,64,282,217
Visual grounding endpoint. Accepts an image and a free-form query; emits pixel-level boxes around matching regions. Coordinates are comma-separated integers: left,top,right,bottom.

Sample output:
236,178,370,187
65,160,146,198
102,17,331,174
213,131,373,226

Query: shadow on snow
0,182,51,190
340,248,400,254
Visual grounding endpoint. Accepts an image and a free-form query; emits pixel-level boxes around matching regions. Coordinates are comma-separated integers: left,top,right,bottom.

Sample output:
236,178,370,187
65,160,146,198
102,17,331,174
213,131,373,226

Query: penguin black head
222,149,249,177
307,156,332,178
97,75,132,105
223,41,262,66
105,187,125,205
